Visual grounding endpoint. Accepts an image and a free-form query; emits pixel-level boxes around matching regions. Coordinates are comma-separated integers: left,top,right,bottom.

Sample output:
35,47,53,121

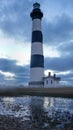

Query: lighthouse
29,3,44,87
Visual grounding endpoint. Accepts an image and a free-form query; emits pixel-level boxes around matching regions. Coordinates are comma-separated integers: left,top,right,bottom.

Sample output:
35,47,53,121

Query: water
0,96,73,129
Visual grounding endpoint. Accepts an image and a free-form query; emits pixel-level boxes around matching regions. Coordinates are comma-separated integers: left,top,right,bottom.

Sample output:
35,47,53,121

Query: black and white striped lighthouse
29,3,44,87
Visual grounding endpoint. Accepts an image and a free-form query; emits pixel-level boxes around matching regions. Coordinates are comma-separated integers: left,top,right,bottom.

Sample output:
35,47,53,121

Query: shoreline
0,87,73,98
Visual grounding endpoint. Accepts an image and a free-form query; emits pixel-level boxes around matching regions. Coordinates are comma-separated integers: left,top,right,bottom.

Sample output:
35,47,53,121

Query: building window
46,80,48,84
51,80,53,84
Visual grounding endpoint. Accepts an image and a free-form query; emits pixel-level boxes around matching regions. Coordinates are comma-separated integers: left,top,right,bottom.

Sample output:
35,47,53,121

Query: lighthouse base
29,81,44,87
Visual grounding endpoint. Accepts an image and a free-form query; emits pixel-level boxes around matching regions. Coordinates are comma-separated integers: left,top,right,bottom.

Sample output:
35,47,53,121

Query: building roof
43,76,61,81
43,72,61,81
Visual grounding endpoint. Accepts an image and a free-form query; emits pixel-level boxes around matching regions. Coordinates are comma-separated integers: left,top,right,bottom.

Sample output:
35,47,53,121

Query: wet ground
0,96,73,130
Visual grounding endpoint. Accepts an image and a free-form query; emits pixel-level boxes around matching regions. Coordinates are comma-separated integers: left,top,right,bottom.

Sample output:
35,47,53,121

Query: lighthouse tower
29,3,44,87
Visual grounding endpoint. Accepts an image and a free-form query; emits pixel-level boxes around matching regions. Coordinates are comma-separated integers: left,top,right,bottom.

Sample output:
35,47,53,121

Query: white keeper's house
43,72,61,88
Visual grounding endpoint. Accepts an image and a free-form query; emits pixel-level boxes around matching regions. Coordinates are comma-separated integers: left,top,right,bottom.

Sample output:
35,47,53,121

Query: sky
0,0,73,86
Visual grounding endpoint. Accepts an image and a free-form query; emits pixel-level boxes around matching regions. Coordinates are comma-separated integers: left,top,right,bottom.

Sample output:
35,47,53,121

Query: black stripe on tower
30,10,43,20
30,3,43,20
32,31,43,43
30,54,44,68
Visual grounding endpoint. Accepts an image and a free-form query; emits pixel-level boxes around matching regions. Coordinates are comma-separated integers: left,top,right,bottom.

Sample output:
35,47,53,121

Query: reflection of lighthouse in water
29,3,44,87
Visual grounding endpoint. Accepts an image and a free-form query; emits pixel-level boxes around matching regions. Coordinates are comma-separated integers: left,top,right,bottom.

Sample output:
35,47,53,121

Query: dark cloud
45,55,73,72
0,73,5,82
0,58,29,85
58,72,73,80
43,14,73,44
0,58,16,72
0,0,33,41
57,72,73,85
0,0,73,44
58,41,73,56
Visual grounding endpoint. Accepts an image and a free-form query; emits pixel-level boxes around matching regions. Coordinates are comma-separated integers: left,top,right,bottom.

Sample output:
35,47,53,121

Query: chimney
54,74,56,78
48,72,51,76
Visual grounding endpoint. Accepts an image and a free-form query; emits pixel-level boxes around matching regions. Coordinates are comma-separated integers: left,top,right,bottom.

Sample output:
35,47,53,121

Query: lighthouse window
51,80,53,84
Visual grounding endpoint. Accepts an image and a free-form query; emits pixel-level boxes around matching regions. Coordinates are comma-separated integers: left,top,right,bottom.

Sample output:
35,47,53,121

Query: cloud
0,58,29,85
0,0,33,41
58,71,73,85
45,55,73,72
0,70,15,78
43,14,73,44
42,0,73,21
0,0,73,44
0,29,31,66
44,45,60,58
0,73,5,82
58,41,73,56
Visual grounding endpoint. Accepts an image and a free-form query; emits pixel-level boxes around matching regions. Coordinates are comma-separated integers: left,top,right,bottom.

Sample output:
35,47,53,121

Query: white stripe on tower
29,3,44,87
31,42,43,55
32,19,41,31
